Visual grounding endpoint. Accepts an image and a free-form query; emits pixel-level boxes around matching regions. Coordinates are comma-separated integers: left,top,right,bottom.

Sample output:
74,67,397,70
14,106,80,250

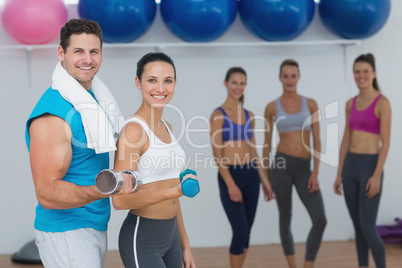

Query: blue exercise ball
239,0,315,41
160,0,238,42
78,0,156,43
318,0,391,39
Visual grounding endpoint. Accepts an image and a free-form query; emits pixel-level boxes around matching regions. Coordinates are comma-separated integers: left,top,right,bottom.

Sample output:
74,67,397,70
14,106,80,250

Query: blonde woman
263,60,327,268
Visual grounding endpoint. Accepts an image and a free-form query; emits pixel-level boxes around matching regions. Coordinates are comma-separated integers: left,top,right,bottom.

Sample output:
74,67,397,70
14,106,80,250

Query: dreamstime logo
64,100,340,167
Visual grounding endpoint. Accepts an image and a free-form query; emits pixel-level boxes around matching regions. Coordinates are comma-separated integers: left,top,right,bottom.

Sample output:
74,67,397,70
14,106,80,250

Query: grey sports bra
275,96,312,133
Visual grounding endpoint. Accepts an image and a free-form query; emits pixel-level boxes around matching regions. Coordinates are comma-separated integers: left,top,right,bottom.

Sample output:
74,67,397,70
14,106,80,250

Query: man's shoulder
27,87,80,130
38,87,73,108
31,88,74,118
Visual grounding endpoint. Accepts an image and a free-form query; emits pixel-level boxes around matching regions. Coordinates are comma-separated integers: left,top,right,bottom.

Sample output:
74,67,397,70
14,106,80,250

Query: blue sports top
25,87,110,232
275,96,312,133
216,107,253,142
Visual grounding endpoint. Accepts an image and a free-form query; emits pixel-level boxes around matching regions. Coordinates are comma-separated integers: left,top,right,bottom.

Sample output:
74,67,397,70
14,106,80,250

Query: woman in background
210,67,274,268
334,53,391,268
263,59,327,268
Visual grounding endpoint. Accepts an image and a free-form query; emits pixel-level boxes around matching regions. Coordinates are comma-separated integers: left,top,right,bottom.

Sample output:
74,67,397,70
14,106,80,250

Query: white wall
1,2,401,254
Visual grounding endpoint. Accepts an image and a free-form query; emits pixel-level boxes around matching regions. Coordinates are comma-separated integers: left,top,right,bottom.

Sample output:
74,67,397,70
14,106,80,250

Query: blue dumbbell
179,169,200,198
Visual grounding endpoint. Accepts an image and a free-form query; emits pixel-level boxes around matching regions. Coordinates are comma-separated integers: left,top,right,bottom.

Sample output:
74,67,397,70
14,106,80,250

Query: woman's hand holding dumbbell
178,169,200,198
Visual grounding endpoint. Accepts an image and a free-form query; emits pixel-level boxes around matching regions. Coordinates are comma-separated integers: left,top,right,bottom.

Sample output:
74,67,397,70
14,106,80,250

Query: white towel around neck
52,62,123,154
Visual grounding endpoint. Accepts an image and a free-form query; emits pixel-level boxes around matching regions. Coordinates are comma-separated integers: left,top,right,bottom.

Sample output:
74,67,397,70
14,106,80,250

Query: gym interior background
0,0,401,256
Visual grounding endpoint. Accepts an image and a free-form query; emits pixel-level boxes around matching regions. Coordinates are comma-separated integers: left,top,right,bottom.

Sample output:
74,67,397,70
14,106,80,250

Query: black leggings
342,152,385,268
118,213,182,268
270,152,327,261
218,162,260,255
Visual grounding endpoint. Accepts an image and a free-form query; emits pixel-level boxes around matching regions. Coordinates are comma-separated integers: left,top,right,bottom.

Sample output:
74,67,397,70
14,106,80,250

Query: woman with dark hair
334,53,391,268
263,59,327,268
210,67,274,268
112,52,196,268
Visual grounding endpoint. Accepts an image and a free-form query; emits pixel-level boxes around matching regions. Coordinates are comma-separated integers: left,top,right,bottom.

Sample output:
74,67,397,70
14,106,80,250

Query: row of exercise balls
0,0,392,44
78,0,314,42
78,0,238,43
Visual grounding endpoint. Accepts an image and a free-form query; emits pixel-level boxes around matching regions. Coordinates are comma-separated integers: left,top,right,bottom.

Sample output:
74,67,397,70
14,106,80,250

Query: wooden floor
1,241,401,268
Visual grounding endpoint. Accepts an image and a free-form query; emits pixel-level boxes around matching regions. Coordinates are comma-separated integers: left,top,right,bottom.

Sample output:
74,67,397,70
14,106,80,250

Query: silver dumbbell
95,169,142,195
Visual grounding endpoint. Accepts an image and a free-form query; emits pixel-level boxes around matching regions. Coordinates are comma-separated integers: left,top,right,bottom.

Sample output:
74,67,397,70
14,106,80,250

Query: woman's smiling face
136,61,176,109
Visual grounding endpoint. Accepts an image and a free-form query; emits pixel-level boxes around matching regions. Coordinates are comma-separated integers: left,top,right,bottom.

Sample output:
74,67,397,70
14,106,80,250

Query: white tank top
120,117,186,185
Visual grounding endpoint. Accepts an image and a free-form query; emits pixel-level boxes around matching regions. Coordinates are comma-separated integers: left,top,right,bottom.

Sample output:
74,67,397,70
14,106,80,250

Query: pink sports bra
348,95,382,134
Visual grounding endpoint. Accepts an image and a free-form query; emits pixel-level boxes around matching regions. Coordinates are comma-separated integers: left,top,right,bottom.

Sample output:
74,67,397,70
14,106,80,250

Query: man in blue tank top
25,19,133,268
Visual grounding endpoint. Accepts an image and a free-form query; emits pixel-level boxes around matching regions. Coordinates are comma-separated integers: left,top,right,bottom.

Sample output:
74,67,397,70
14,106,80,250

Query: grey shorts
119,213,182,268
35,228,107,268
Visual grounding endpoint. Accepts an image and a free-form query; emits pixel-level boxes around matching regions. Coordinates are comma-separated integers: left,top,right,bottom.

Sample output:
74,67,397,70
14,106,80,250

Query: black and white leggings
119,213,182,268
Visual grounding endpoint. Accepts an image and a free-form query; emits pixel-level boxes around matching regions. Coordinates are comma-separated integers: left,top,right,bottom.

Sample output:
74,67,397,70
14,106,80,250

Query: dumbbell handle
95,169,142,195
122,170,143,193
